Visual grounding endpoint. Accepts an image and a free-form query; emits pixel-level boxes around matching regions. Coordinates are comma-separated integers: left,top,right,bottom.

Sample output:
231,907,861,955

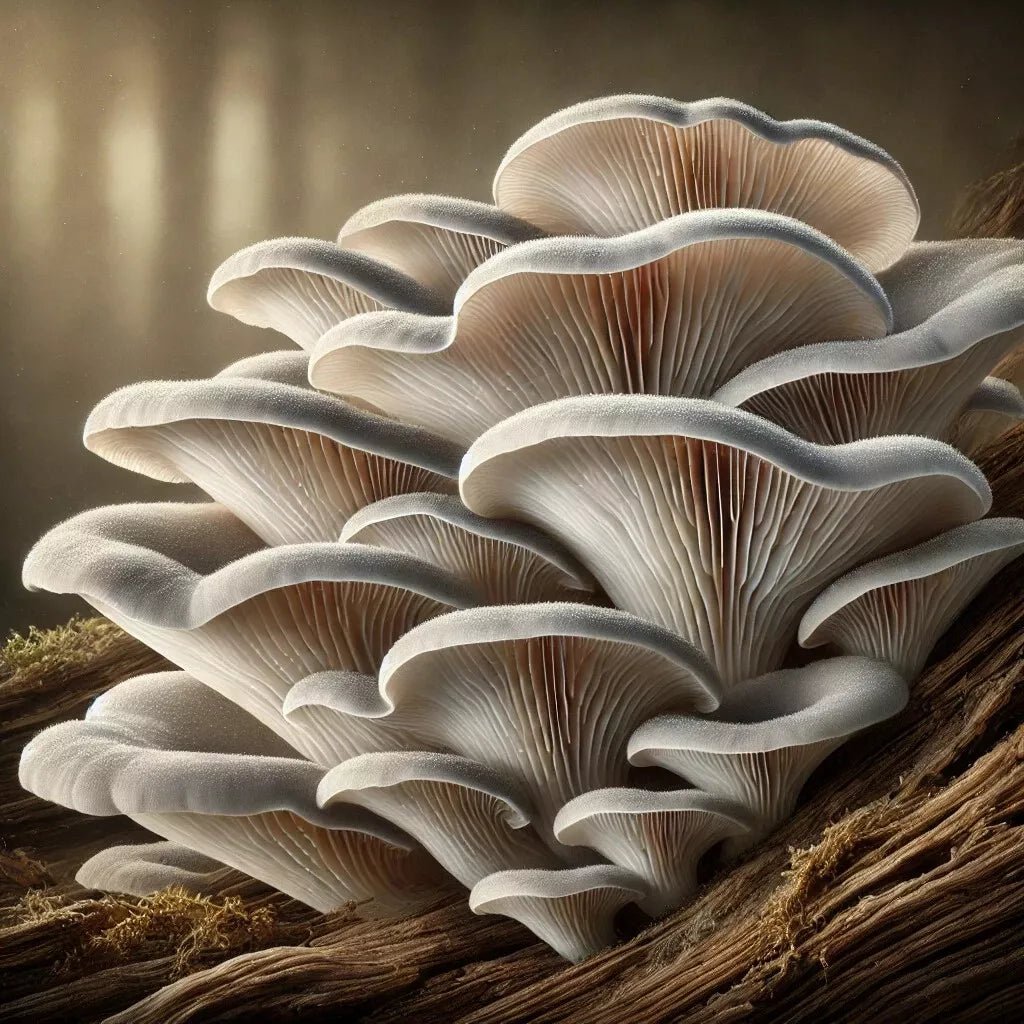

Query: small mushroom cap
207,236,447,349
340,492,597,602
337,193,543,301
461,394,991,682
628,657,908,849
76,842,227,897
950,377,1024,456
494,94,918,270
469,865,647,962
798,518,1024,678
311,209,891,445
318,751,560,887
214,349,313,387
553,788,752,915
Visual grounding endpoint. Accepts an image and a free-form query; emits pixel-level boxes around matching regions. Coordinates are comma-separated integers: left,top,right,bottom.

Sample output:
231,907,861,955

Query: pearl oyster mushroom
84,355,460,546
318,751,560,889
339,492,597,603
207,236,447,349
553,789,751,915
492,94,919,270
799,518,1024,679
714,242,1024,444
20,92,1021,960
76,842,227,898
629,657,909,852
469,865,647,962
336,194,543,303
311,209,891,445
461,395,990,684
19,673,449,915
23,502,477,765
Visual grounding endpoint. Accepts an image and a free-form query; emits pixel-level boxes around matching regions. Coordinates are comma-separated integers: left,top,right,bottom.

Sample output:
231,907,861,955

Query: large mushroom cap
469,864,647,962
461,394,991,683
311,209,891,446
493,94,918,270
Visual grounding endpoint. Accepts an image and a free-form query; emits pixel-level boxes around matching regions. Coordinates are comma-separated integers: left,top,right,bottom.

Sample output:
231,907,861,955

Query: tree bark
1,425,1022,1024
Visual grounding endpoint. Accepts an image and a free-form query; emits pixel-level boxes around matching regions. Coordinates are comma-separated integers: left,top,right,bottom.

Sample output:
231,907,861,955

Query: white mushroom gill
21,92,1024,960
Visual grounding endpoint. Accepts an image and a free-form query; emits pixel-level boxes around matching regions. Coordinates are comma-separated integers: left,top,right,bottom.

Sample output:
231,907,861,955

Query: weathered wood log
1,427,1021,1023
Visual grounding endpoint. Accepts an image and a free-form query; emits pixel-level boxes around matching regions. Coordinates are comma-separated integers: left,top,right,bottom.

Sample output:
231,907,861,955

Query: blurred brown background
1,0,1021,630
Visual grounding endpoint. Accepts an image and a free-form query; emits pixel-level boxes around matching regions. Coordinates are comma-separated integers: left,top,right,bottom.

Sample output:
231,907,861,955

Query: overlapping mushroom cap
20,92,1024,961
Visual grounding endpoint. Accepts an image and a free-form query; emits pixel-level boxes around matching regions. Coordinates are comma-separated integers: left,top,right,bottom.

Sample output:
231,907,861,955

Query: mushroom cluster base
2,423,1021,1024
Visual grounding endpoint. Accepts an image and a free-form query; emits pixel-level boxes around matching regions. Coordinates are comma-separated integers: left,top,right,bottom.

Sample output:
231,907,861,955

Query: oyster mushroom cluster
20,95,1024,962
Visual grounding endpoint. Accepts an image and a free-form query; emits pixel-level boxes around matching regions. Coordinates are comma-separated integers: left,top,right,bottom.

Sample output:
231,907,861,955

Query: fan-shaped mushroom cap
799,518,1024,679
318,751,560,888
493,95,918,271
84,372,460,545
215,349,313,387
336,603,719,842
950,377,1024,456
553,789,751,915
469,865,646,962
20,672,447,914
461,395,990,684
310,210,891,446
714,246,1024,444
23,503,477,764
337,194,543,302
76,842,226,897
629,657,908,851
339,493,597,603
207,236,447,349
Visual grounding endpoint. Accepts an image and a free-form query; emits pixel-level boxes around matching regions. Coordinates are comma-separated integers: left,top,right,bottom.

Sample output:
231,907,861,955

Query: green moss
1,616,122,682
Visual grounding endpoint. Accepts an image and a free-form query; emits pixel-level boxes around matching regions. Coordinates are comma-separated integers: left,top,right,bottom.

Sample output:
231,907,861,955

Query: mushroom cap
337,193,543,301
84,373,461,544
553,788,751,915
311,209,891,445
951,378,1024,456
353,602,720,839
215,349,313,387
461,394,990,682
628,656,908,849
207,236,447,349
340,492,597,602
75,842,227,897
469,864,647,962
714,244,1024,444
20,671,449,915
318,751,560,886
798,518,1024,678
493,94,918,270
23,502,477,764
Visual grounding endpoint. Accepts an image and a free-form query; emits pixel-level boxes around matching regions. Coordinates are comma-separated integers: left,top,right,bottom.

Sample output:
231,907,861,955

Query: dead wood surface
0,425,1022,1023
